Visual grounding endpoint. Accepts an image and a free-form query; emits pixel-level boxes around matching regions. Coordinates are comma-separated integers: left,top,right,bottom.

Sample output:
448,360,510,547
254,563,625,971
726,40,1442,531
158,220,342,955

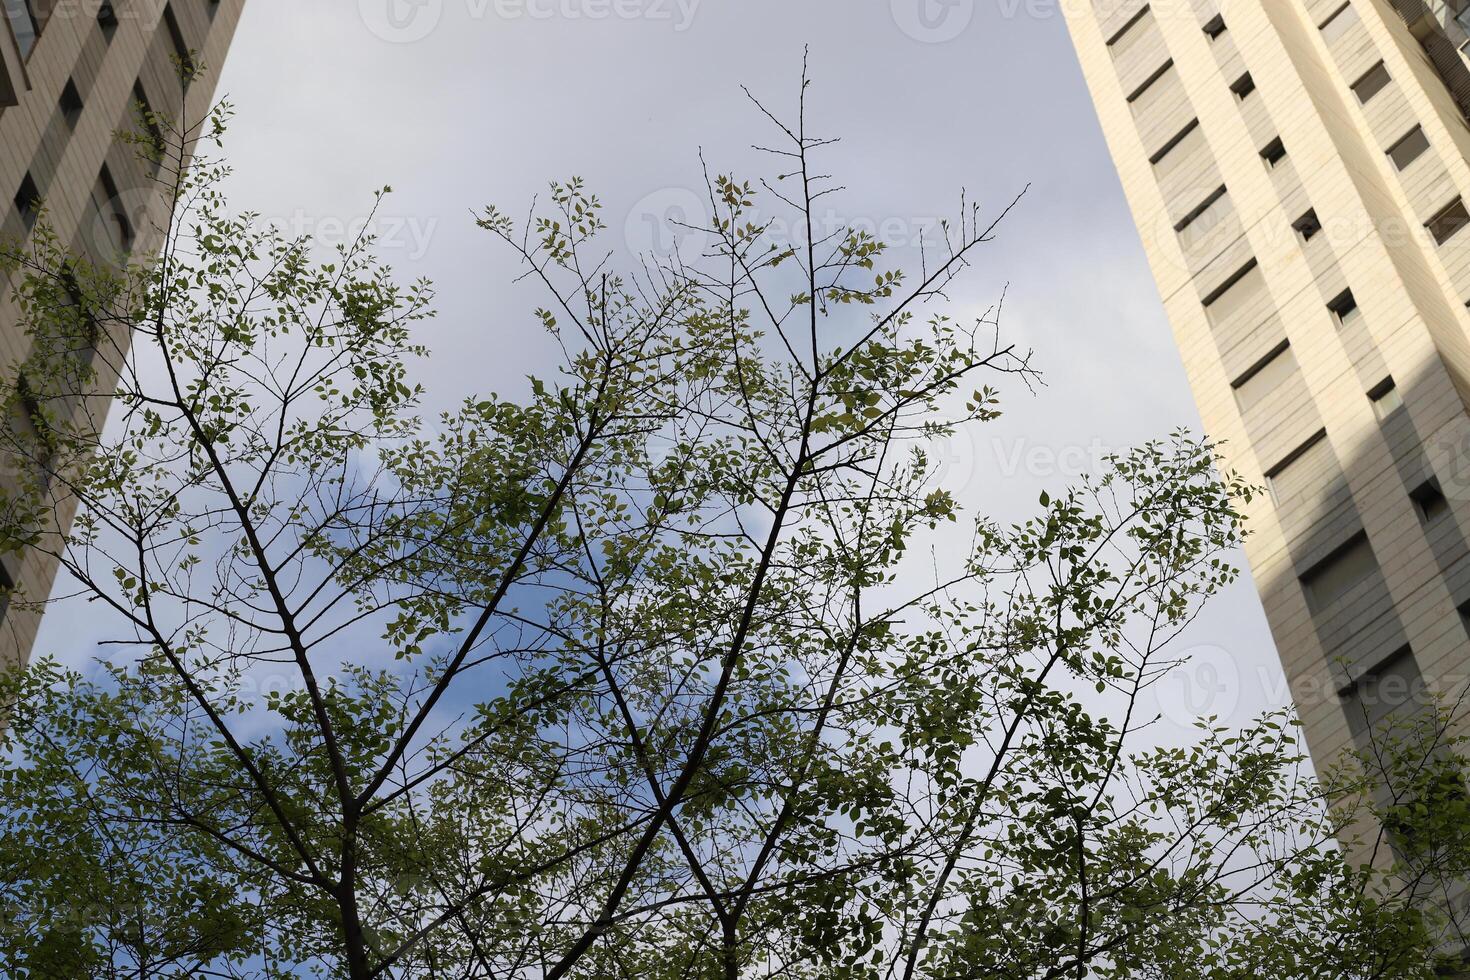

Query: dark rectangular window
133,82,166,169
1410,479,1449,525
0,558,13,623
1231,73,1256,100
163,4,194,83
13,172,39,230
1427,198,1470,245
88,165,133,256
3,0,39,59
1301,532,1378,613
97,1,117,40
1368,376,1403,419
1329,289,1360,328
1294,209,1322,242
1261,137,1287,167
1203,13,1226,39
1387,126,1430,171
1353,62,1391,103
59,78,83,129
1341,645,1428,745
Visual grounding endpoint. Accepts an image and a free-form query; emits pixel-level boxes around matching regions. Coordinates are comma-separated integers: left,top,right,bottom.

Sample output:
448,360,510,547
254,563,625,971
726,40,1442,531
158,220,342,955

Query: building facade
1061,0,1470,825
0,0,243,668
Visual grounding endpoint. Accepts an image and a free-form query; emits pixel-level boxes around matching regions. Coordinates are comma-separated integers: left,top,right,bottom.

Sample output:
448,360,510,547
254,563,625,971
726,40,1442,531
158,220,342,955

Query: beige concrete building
1061,0,1470,815
0,0,243,667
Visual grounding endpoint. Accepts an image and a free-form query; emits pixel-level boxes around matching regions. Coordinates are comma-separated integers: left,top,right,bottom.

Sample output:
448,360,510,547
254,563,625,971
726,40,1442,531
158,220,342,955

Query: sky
35,0,1288,741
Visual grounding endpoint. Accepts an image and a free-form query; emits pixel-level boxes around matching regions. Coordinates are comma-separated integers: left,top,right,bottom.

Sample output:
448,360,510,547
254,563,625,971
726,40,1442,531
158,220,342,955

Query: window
1353,62,1391,103
163,4,194,83
1231,73,1256,100
1232,340,1297,414
1294,209,1322,242
1202,259,1265,330
1149,118,1200,167
1261,137,1287,167
1320,3,1359,45
1266,429,1330,506
133,83,165,168
1342,645,1429,745
1301,532,1378,613
1410,479,1449,525
13,172,39,230
206,0,220,20
0,558,14,624
97,1,117,40
1329,289,1360,328
3,0,39,59
1203,13,1226,39
1106,4,1152,47
1427,197,1470,245
1127,60,1174,104
88,165,133,256
1368,377,1403,419
1174,185,1228,235
59,79,83,130
1387,126,1430,171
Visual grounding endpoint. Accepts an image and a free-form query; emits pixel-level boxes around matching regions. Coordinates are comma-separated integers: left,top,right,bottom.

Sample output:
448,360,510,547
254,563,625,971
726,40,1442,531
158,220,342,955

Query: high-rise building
0,0,243,667
1062,0,1470,827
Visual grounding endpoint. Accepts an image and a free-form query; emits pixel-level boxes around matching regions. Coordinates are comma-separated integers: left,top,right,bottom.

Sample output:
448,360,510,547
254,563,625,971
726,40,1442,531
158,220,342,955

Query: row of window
4,2,214,66
9,0,192,249
2,0,39,59
11,2,124,234
3,1,117,62
1277,3,1461,735
1174,4,1470,262
0,1,218,622
1297,470,1449,618
1194,0,1470,513
1319,6,1470,243
1111,1,1464,766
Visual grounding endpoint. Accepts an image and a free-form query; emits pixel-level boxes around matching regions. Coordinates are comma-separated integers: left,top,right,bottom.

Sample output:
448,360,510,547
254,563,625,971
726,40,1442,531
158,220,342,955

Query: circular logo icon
1156,644,1241,730
921,424,977,494
83,185,158,264
623,187,710,267
1426,416,1470,501
891,0,975,43
359,0,444,43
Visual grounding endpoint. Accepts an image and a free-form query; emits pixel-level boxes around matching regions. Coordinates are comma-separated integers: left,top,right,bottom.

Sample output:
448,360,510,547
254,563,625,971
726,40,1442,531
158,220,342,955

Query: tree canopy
0,69,1467,979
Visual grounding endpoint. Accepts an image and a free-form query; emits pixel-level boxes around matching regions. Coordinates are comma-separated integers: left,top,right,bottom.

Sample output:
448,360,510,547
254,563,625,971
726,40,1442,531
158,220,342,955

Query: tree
0,63,1467,979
